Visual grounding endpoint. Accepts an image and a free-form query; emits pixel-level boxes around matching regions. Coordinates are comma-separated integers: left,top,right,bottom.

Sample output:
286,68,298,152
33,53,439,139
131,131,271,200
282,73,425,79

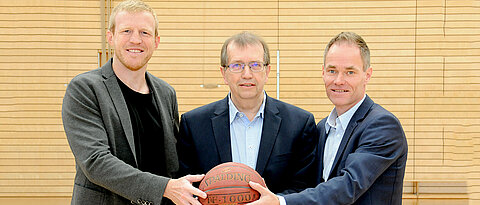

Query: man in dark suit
62,1,206,204
248,32,408,205
177,31,318,194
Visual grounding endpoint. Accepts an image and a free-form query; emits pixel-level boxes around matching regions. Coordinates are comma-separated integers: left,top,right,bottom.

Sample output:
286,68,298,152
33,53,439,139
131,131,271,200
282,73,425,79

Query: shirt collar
228,91,266,123
325,94,366,134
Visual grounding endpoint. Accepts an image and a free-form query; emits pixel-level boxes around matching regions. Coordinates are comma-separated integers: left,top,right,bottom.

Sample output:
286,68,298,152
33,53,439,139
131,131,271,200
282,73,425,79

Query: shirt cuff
277,195,287,205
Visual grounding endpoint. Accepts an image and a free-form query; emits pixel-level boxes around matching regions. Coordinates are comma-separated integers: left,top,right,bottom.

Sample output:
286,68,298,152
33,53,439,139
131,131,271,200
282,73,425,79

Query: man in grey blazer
248,32,408,205
62,1,205,204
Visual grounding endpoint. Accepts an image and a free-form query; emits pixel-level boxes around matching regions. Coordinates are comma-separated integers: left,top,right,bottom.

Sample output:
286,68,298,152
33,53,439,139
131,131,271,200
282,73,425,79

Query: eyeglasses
225,62,267,73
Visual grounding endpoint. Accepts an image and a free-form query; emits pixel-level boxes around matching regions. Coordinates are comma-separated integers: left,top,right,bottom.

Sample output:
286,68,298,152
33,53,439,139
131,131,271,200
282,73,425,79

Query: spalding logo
203,172,251,187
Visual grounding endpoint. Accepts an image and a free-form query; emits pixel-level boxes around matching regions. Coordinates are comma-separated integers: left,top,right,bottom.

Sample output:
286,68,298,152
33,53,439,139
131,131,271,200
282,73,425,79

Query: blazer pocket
72,183,106,205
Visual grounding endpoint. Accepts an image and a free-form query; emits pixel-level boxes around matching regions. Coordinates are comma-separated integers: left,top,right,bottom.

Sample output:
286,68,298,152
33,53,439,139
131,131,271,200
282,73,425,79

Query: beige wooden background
0,0,479,204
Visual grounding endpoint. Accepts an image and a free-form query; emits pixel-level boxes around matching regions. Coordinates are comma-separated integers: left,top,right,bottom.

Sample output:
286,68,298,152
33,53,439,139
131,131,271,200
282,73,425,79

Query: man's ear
155,36,160,48
365,67,373,83
106,30,113,46
220,66,228,85
264,65,271,82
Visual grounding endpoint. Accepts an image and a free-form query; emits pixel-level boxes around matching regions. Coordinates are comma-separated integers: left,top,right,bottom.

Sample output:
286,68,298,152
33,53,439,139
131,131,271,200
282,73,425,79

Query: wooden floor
403,199,469,205
0,197,70,205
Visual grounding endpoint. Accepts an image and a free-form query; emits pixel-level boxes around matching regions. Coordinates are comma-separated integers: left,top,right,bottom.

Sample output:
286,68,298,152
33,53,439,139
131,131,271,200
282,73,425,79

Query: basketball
198,162,266,205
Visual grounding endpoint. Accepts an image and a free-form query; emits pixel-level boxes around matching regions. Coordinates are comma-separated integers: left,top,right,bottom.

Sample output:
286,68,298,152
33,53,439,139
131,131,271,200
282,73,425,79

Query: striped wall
0,0,478,204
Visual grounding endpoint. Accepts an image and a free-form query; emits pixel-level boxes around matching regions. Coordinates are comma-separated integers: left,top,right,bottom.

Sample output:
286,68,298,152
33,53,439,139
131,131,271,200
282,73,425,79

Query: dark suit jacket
177,95,318,194
62,59,179,205
284,95,408,205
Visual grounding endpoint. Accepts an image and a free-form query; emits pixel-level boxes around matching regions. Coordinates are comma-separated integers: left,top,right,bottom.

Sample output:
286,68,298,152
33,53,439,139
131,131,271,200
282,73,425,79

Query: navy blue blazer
284,95,408,205
177,95,318,194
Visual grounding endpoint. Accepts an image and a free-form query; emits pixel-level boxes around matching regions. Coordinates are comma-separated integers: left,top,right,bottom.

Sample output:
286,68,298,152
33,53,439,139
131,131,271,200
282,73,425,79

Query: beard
114,50,153,71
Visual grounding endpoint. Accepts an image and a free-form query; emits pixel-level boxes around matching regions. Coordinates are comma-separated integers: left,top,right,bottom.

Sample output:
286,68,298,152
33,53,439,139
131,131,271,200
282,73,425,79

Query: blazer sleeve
62,75,170,204
284,112,406,205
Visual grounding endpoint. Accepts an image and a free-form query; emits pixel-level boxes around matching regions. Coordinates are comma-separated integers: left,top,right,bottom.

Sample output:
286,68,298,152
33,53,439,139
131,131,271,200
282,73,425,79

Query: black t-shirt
117,77,166,176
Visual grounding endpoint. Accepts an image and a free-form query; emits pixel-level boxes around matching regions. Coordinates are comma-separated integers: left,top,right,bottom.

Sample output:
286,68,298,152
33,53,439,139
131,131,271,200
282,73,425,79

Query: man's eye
328,70,336,73
230,64,242,69
250,62,260,67
347,71,355,75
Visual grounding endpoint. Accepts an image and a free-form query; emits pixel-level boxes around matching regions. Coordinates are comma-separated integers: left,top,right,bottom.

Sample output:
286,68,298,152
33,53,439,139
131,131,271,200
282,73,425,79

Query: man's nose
334,73,345,84
241,65,254,78
129,31,142,44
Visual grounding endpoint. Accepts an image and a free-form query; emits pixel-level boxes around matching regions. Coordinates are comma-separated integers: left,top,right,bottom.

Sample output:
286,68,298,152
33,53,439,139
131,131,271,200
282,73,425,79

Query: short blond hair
108,0,159,36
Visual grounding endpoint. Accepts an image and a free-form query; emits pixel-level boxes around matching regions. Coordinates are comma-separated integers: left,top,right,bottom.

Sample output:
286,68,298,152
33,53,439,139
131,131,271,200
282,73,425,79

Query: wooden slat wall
148,0,281,111
0,0,479,204
0,0,100,203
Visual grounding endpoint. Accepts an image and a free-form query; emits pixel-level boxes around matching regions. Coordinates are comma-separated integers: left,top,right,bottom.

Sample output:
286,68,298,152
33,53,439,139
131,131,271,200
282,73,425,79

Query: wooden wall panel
147,0,281,114
0,0,100,200
0,0,478,204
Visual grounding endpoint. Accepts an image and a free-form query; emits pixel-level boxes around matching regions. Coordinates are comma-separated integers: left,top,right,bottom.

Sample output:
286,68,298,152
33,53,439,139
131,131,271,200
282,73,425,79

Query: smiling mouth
240,83,255,87
127,49,143,53
332,89,348,93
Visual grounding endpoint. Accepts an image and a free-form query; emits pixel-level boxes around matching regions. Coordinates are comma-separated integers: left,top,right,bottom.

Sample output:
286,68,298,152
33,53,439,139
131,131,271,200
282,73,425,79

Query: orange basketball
199,162,266,205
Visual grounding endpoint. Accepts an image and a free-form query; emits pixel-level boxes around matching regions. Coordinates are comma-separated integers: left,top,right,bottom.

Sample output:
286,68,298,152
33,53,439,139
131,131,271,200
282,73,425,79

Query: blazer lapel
146,73,177,175
328,95,374,180
317,118,328,183
256,96,281,175
211,96,232,163
101,59,137,166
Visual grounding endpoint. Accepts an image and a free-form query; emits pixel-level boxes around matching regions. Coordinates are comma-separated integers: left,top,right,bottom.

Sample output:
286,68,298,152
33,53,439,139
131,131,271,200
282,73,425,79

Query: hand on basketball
163,174,207,205
246,181,280,205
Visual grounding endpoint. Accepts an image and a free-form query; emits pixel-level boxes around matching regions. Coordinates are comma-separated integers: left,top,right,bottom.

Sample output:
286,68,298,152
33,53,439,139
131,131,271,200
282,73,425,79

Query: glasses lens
249,62,263,72
228,63,243,72
227,62,264,72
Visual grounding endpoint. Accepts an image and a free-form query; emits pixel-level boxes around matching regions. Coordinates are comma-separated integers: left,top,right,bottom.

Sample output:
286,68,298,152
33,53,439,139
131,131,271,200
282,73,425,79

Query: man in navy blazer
249,32,408,205
177,31,318,194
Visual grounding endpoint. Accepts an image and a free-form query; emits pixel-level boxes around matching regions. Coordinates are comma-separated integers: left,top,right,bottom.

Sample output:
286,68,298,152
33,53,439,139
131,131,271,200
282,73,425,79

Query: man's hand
246,181,280,205
163,174,206,205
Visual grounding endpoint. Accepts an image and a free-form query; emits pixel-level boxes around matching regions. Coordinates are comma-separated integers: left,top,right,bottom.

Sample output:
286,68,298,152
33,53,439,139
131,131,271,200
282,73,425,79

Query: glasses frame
224,61,268,73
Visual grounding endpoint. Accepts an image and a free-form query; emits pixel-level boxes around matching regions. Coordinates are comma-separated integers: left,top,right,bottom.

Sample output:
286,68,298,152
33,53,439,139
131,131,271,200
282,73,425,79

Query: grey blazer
62,59,179,205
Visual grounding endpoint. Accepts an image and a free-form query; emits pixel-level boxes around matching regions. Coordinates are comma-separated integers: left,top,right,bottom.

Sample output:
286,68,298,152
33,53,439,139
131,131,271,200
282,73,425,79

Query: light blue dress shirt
278,95,366,205
323,95,366,181
228,92,266,169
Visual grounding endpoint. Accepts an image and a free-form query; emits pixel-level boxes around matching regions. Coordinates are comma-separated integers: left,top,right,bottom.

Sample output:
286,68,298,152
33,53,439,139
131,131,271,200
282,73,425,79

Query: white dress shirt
228,92,266,169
